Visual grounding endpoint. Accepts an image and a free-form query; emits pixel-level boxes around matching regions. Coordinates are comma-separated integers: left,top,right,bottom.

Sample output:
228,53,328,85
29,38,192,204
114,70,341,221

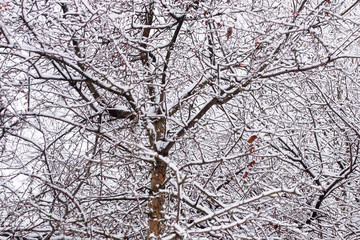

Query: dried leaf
249,146,255,153
226,27,233,40
247,135,257,143
249,160,256,167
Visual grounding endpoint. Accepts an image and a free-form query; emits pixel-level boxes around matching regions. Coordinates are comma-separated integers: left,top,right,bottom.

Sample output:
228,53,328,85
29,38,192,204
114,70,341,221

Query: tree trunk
148,158,167,238
148,117,167,238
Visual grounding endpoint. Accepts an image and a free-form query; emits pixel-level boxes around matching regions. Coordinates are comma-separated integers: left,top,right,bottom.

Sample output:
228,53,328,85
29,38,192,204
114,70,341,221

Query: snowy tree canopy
1,0,360,239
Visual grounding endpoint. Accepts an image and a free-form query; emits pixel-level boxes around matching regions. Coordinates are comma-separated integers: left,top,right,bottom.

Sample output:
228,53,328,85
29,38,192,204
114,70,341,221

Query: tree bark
148,117,168,238
148,157,167,238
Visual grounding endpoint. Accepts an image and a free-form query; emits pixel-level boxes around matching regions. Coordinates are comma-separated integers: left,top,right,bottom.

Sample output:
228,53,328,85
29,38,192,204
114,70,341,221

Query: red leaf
249,146,255,153
247,135,257,143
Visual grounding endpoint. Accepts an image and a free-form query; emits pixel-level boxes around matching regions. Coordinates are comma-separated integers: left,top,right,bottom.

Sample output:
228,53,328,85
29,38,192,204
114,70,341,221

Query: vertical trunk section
148,157,167,238
148,119,167,238
136,2,163,236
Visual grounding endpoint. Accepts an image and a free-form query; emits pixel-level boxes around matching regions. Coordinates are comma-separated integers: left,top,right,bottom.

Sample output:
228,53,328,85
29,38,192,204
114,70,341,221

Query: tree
1,0,360,239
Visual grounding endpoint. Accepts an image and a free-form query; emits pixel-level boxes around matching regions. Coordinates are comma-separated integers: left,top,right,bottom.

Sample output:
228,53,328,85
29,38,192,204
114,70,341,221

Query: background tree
1,0,360,239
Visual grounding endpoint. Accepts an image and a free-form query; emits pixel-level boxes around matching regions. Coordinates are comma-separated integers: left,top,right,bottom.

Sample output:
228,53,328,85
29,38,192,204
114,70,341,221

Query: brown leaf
226,27,233,40
249,146,255,153
249,160,256,167
247,135,257,143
